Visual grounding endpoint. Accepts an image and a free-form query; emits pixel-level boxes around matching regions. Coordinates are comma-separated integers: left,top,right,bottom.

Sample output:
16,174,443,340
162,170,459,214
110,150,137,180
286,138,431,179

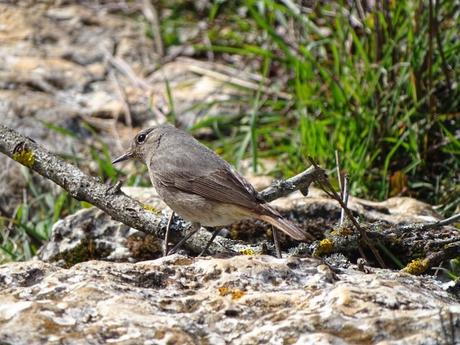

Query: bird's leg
168,222,201,255
198,227,222,257
272,227,282,258
163,211,175,256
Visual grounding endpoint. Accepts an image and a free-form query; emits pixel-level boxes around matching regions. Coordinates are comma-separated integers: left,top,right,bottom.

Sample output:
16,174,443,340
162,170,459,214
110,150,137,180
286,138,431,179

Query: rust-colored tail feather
259,215,314,241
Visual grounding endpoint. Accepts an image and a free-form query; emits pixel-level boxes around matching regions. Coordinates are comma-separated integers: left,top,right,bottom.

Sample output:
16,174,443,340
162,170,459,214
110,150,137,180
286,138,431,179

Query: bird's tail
258,214,314,241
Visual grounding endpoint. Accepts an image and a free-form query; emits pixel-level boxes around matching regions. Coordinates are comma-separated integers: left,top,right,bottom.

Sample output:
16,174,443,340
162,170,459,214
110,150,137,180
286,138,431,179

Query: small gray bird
112,124,313,252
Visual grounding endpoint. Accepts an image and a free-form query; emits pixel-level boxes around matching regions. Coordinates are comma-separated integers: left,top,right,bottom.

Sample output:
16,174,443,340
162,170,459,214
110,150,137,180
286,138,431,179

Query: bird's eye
136,133,146,144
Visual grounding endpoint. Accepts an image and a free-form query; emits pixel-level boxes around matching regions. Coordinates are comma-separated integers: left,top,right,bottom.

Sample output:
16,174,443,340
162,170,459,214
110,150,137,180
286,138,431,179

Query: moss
313,238,334,257
13,146,35,168
55,239,102,268
126,234,162,259
402,258,430,275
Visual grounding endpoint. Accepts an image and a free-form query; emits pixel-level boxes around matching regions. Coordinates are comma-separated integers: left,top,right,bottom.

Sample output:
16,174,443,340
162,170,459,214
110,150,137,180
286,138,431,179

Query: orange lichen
218,286,230,296
231,289,246,300
218,286,246,300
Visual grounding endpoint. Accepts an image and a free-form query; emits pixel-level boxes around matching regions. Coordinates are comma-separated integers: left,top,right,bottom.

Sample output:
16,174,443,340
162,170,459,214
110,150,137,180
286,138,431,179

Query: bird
112,124,313,255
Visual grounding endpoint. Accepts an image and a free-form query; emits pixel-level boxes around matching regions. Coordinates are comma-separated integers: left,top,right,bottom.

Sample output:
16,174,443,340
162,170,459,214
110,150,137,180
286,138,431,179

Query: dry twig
109,70,133,128
185,60,292,100
142,0,164,57
308,157,386,268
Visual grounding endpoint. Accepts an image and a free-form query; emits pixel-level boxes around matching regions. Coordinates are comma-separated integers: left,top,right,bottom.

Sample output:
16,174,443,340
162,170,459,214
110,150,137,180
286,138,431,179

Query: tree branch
0,124,161,233
397,213,460,232
258,165,326,202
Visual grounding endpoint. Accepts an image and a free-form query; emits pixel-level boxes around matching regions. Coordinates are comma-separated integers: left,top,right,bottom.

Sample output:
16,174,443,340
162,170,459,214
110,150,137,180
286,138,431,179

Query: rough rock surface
0,255,458,345
37,187,170,265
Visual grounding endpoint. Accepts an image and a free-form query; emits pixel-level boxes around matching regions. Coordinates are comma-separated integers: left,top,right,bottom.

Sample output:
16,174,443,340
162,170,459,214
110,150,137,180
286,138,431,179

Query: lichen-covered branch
0,124,161,236
0,124,321,256
397,213,460,231
258,165,326,202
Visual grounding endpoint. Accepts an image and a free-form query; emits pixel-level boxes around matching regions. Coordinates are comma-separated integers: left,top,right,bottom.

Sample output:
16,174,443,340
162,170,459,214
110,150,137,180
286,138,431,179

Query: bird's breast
154,183,253,226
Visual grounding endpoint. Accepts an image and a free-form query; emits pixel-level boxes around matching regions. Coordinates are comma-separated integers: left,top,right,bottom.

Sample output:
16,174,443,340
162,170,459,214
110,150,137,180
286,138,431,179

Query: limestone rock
0,255,458,345
37,187,169,266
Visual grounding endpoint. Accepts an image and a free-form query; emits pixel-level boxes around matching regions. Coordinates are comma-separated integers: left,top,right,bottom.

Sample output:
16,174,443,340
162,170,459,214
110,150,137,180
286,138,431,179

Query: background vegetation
1,0,459,263
184,0,459,210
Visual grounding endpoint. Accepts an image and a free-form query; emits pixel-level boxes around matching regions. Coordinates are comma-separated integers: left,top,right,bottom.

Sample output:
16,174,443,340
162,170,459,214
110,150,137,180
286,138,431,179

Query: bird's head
111,124,173,165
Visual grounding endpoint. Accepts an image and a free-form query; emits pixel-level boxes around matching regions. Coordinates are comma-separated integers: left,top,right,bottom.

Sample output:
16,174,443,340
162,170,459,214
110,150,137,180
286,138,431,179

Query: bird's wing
150,131,265,212
155,163,263,212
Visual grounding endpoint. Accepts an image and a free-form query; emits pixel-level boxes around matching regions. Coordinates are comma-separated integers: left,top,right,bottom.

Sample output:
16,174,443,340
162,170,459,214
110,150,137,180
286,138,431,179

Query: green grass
187,0,459,214
0,166,77,262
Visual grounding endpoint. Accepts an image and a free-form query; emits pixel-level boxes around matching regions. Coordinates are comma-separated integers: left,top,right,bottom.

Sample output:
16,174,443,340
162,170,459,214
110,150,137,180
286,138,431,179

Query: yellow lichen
239,248,256,255
142,204,160,214
313,238,334,257
402,258,430,275
13,146,35,167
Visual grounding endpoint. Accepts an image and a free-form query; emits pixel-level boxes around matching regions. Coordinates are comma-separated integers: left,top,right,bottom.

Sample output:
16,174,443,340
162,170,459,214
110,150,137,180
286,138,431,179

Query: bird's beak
112,150,134,164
